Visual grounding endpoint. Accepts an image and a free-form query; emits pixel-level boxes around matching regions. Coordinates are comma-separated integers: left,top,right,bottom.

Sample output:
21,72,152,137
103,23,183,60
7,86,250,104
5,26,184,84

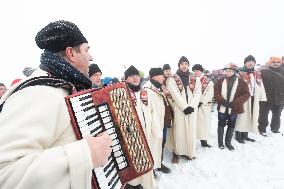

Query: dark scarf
176,69,190,86
242,66,255,73
127,82,141,92
39,50,92,91
225,74,237,101
150,79,162,90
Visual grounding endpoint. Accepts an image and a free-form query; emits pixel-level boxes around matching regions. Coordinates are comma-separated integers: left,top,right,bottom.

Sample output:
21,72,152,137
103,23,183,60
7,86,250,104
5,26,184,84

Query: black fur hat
192,64,204,72
149,67,164,78
178,56,189,67
163,64,171,71
35,20,88,53
124,65,140,79
244,55,256,64
89,64,102,77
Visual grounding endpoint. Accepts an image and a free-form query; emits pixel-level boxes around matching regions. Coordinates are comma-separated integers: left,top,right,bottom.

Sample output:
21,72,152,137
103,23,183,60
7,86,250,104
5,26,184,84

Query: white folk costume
166,73,201,158
143,81,166,169
235,70,267,133
196,75,214,141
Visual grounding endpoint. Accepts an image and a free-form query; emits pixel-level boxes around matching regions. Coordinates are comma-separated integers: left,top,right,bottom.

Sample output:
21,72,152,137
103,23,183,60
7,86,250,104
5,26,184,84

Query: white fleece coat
166,76,201,158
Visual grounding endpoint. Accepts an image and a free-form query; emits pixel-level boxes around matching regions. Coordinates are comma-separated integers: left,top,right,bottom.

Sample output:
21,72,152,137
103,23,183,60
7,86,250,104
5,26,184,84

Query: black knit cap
162,64,171,71
178,56,189,67
35,20,88,53
244,55,256,64
88,64,102,77
124,65,140,79
192,64,204,72
149,67,164,78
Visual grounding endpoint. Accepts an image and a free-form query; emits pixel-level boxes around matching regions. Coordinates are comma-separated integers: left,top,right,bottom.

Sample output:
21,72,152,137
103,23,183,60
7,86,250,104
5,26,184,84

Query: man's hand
86,132,112,168
183,106,194,115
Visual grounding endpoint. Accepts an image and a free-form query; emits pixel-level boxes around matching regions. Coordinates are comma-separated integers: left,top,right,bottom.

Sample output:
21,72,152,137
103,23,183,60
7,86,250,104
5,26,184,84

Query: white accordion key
102,117,111,124
118,162,127,170
98,105,108,112
105,122,114,129
116,156,125,164
100,111,110,118
111,139,119,147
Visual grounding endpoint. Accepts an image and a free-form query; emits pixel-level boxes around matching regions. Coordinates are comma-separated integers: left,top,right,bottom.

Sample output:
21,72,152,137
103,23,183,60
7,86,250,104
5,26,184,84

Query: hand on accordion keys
86,132,112,168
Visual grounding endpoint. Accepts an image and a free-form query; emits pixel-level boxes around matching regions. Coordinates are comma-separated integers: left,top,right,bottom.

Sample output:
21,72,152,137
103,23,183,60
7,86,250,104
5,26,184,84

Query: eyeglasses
271,62,282,64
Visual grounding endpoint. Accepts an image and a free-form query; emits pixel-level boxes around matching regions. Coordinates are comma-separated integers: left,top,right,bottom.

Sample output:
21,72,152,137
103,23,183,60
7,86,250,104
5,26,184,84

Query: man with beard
192,64,214,148
124,65,156,189
258,57,284,135
166,56,201,163
0,20,112,189
235,55,267,143
214,63,250,151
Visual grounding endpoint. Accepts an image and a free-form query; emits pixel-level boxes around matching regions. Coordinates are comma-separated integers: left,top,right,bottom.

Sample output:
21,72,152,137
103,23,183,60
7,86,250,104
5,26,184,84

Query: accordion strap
0,76,75,112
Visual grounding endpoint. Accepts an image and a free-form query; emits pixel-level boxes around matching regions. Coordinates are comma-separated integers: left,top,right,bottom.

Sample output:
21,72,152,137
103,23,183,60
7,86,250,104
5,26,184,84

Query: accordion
65,82,154,189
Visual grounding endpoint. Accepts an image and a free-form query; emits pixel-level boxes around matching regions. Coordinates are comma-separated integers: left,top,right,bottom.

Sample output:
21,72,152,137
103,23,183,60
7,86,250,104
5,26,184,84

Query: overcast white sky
0,0,283,86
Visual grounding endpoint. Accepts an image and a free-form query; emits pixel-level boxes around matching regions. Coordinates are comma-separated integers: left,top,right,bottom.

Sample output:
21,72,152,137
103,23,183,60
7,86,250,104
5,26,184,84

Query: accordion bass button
126,126,133,134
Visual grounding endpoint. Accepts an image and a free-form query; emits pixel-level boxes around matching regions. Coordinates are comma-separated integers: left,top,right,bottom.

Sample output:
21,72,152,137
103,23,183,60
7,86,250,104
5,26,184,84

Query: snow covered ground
158,109,284,189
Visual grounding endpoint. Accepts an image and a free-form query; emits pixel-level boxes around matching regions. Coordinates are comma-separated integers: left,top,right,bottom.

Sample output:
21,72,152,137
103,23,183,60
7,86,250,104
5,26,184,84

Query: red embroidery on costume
189,75,210,93
173,74,183,92
140,88,148,106
239,71,262,86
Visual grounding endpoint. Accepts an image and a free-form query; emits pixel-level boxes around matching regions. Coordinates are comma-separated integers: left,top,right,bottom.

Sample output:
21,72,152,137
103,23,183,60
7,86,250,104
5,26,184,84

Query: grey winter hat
23,67,36,77
35,20,88,53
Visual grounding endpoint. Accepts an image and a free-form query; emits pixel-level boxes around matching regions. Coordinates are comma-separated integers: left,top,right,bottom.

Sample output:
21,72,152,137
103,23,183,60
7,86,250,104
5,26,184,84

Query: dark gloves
183,106,194,115
221,100,230,108
198,102,203,108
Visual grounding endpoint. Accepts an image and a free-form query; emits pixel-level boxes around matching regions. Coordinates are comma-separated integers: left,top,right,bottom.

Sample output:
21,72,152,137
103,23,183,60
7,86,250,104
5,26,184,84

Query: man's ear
65,47,76,62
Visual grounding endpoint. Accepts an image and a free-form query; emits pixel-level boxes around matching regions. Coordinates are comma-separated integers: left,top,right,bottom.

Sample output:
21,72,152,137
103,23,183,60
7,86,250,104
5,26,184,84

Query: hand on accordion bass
86,132,112,168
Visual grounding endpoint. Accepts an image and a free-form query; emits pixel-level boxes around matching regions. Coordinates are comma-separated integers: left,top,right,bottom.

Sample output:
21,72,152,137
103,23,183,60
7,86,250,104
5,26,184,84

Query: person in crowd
214,63,250,151
124,65,155,189
235,55,267,143
166,56,201,163
89,63,103,88
192,64,214,148
0,83,7,99
143,67,169,176
0,20,112,189
258,57,284,135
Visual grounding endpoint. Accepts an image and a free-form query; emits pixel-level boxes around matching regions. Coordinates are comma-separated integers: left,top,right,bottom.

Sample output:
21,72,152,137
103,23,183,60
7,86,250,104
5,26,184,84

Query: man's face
193,70,202,77
270,60,282,68
224,69,235,77
0,85,7,98
245,61,256,69
152,75,165,84
179,62,189,72
163,69,172,78
126,75,141,86
71,43,93,76
90,72,102,86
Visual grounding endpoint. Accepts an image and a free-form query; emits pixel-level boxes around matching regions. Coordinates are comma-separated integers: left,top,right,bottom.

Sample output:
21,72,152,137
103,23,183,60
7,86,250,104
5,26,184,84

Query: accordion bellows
65,82,153,189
